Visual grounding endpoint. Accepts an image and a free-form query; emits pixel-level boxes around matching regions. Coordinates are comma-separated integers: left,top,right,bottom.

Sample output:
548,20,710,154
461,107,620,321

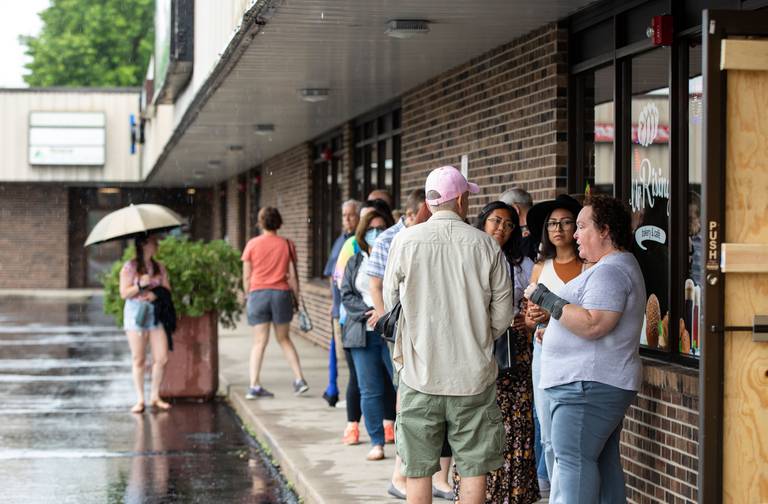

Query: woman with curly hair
525,194,645,503
453,200,539,504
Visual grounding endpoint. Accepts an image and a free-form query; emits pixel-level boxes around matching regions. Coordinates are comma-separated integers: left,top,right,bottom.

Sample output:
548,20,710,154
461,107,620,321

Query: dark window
218,183,227,240
311,132,343,277
352,104,401,208
573,64,616,196
249,167,261,238
237,173,247,249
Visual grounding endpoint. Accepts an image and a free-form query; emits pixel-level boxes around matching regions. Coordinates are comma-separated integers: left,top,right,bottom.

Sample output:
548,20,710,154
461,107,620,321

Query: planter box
160,311,218,400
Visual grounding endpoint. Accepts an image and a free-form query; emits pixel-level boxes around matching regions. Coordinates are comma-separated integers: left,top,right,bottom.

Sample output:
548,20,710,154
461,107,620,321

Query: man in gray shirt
384,166,514,504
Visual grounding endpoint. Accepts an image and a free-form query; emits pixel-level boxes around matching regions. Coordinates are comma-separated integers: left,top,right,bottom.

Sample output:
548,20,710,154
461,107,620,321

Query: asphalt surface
0,296,296,503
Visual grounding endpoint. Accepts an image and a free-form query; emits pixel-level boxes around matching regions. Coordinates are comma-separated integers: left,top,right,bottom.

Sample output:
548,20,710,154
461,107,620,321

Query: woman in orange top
241,207,307,398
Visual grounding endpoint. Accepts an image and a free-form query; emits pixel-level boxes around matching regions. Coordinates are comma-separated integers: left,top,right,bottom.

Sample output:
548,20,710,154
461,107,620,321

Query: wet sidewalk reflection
0,297,296,503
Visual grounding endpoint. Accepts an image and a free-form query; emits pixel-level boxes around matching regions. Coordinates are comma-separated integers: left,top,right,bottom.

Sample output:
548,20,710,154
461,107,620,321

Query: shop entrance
701,9,768,503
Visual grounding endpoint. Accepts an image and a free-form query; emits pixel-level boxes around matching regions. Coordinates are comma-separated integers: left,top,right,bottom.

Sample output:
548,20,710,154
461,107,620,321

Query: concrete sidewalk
219,320,548,504
219,320,400,504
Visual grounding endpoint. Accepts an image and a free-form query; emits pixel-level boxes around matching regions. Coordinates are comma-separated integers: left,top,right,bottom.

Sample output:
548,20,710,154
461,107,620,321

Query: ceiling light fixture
299,88,329,103
254,124,275,135
193,170,205,179
227,144,243,152
97,187,121,194
207,160,222,169
385,19,430,39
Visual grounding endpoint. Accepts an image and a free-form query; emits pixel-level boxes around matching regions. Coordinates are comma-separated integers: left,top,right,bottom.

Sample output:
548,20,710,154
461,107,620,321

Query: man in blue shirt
321,199,360,406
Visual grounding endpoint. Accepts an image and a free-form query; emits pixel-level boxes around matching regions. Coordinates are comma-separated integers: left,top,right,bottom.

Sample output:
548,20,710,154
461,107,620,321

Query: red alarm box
651,15,673,46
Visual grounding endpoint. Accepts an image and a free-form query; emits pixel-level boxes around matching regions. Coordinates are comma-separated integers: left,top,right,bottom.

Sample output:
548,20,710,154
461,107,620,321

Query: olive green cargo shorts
395,381,504,478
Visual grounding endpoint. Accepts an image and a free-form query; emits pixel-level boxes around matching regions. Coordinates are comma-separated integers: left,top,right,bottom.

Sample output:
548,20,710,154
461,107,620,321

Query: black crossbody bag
494,261,518,372
374,301,401,344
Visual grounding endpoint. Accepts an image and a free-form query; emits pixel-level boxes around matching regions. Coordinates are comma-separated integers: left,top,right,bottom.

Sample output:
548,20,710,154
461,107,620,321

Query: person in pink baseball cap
424,165,480,211
384,164,514,504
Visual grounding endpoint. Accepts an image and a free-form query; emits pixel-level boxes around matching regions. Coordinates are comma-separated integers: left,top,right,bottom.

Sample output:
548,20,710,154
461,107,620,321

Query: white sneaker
335,400,347,409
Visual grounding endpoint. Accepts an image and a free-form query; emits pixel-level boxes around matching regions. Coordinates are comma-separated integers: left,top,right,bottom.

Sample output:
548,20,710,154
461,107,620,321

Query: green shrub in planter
102,237,244,329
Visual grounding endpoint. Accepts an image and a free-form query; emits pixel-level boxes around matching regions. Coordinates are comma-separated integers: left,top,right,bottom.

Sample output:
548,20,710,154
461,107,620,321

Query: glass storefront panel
684,42,703,358
585,65,615,195
630,48,672,351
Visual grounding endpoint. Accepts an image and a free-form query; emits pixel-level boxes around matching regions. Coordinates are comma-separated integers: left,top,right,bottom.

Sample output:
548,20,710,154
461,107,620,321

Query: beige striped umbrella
84,204,183,246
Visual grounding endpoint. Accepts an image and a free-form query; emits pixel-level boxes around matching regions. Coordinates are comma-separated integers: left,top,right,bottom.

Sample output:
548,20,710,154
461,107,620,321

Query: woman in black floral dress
453,202,539,504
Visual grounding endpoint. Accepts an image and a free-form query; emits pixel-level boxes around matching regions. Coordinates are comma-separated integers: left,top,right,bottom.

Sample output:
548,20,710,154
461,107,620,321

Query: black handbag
374,301,401,344
494,328,516,372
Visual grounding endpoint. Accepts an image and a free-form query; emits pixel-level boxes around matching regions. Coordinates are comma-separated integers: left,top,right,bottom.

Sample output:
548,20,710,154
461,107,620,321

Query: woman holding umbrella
86,204,182,414
119,234,172,414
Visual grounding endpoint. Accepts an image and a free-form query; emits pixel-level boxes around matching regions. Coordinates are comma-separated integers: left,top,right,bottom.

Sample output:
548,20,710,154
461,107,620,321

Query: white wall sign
635,225,667,250
29,112,106,166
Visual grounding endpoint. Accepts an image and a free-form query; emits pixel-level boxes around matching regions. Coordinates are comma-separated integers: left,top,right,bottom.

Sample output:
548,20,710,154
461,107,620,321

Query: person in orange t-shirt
241,207,308,398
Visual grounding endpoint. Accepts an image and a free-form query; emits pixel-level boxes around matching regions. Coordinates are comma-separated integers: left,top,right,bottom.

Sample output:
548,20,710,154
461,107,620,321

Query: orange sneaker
384,423,395,444
342,424,360,445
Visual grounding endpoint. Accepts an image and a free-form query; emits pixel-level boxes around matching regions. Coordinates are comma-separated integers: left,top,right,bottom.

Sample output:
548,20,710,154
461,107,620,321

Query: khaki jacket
384,211,514,396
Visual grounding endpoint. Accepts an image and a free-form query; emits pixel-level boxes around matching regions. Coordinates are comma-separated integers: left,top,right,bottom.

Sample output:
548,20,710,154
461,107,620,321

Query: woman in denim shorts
241,207,308,398
119,234,172,414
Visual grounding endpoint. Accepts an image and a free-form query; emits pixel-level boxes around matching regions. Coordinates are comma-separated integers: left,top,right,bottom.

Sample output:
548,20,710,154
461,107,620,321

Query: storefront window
683,42,703,358
583,65,615,195
352,105,401,207
630,48,671,352
311,134,343,277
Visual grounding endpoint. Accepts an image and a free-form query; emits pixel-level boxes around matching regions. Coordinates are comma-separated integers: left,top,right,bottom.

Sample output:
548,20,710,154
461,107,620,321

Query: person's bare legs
391,385,407,493
406,476,432,504
148,327,170,410
126,330,147,413
274,322,304,381
432,457,453,493
249,322,271,387
457,475,485,504
392,456,407,494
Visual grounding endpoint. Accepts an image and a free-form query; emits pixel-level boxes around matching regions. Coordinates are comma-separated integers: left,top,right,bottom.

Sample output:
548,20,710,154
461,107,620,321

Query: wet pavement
0,297,297,503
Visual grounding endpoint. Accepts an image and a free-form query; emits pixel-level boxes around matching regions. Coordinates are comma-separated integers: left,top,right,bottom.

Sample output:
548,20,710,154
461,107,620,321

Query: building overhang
146,0,597,186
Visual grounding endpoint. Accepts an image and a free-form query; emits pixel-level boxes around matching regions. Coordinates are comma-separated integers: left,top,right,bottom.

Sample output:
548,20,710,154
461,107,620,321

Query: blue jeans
545,381,636,504
349,331,394,446
533,339,556,497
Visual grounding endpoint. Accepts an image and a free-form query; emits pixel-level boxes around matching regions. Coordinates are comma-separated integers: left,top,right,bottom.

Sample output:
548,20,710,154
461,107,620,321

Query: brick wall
622,360,699,503
0,184,69,288
400,23,569,215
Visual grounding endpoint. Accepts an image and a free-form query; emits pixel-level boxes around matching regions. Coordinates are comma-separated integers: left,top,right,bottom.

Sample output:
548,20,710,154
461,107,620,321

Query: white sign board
29,112,106,166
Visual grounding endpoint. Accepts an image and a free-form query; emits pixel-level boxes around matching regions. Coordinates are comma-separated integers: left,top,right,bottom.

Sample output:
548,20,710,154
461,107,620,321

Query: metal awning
147,0,597,186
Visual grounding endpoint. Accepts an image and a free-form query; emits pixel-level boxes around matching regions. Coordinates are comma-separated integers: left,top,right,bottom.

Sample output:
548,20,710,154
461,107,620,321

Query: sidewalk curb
220,373,325,504
0,289,102,300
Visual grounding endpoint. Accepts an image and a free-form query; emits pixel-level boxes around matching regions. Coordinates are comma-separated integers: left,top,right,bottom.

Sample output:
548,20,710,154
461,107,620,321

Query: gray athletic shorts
247,289,294,325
